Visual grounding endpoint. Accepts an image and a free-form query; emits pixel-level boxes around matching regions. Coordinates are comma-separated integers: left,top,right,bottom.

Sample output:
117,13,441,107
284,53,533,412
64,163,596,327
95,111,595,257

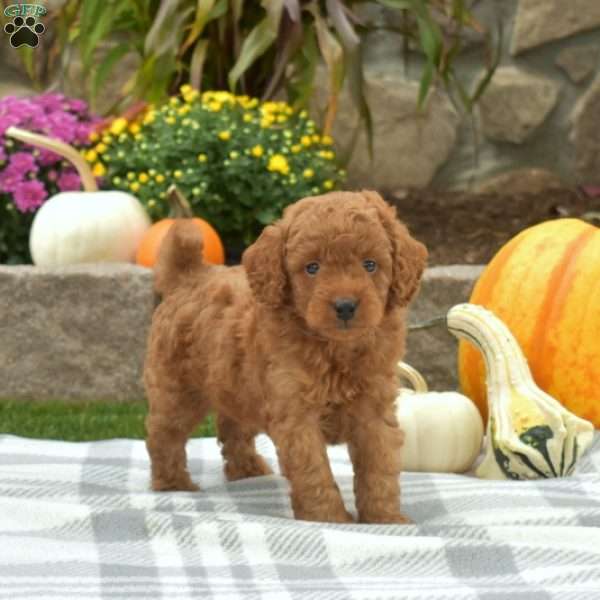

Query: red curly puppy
144,190,427,523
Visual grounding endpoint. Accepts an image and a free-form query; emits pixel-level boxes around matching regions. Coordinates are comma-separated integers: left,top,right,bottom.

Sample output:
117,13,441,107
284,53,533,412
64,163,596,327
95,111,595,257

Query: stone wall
0,264,481,402
1,0,599,190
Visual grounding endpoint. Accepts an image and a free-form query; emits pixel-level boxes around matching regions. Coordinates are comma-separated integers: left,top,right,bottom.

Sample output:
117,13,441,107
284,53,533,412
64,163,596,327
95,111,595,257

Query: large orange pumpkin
135,185,225,267
458,218,600,428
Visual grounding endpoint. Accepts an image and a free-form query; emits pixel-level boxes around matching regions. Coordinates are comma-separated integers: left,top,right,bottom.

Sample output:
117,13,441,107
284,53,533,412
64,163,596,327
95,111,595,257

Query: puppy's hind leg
145,394,209,492
217,414,273,481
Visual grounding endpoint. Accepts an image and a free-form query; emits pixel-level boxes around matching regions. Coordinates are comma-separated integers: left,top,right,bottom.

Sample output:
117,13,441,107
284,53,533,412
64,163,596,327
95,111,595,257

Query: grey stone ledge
0,263,483,402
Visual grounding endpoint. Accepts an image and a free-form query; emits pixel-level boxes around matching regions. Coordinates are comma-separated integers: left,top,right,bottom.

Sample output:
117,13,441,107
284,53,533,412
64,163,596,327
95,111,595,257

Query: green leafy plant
88,87,345,248
12,1,500,133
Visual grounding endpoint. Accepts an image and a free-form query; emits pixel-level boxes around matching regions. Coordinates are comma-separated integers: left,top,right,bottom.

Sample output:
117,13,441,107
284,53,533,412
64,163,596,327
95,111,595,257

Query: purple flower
37,93,66,113
0,114,21,136
68,99,88,113
13,180,48,212
57,169,81,192
37,148,61,166
45,111,78,143
0,145,6,163
9,151,38,174
0,165,24,193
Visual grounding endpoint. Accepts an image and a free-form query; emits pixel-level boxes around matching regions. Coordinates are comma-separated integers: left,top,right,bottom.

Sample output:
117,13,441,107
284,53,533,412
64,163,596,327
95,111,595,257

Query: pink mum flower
57,170,82,192
9,151,38,174
13,180,48,212
0,166,24,193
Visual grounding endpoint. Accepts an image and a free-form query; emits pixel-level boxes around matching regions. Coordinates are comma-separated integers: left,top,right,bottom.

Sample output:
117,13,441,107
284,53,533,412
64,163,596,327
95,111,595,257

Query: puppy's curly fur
144,190,427,523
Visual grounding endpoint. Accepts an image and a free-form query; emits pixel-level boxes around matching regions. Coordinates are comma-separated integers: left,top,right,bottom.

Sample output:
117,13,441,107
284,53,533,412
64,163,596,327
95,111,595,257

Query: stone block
405,265,484,392
512,0,600,55
0,263,483,402
570,76,600,182
478,66,560,144
0,264,154,402
312,67,459,192
556,45,599,84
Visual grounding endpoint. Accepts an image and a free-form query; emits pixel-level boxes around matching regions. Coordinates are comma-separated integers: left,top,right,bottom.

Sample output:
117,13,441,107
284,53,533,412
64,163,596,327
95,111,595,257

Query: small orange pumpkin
136,186,225,267
458,218,600,428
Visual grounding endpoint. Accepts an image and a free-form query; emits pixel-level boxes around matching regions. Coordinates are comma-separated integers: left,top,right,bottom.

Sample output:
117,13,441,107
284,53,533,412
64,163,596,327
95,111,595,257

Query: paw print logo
4,15,45,48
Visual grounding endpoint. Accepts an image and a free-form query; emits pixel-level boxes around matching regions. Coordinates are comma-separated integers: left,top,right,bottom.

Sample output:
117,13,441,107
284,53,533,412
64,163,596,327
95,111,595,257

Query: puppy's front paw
359,512,412,525
151,475,200,492
294,505,355,523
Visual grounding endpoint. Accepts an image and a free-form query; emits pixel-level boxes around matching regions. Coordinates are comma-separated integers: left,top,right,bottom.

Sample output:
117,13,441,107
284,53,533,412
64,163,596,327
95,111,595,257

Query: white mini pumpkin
6,126,150,266
396,362,484,473
29,191,151,266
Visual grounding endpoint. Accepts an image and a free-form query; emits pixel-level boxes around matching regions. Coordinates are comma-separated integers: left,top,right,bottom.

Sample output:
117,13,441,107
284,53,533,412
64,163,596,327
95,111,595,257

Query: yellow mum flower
143,111,156,125
84,149,97,162
139,173,149,183
208,101,222,112
170,97,180,106
127,172,136,181
251,145,264,157
155,174,165,183
109,118,127,135
183,90,199,103
322,135,334,145
165,116,176,125
230,151,239,159
89,131,99,142
95,143,107,154
303,168,314,179
291,145,301,154
243,113,253,123
178,105,191,115
318,150,335,160
128,123,141,135
92,162,106,177
218,131,231,141
130,181,140,192
301,135,311,146
180,84,193,95
276,115,287,123
267,154,290,175
312,134,320,143
197,153,207,162
174,170,183,179
102,135,113,144
324,180,334,189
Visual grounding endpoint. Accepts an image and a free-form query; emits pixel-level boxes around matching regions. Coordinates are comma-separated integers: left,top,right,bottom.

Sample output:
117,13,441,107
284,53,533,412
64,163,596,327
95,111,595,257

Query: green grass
0,400,217,441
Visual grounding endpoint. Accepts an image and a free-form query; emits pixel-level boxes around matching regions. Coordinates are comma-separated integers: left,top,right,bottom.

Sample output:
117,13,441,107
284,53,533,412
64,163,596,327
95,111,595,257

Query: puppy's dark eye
305,262,320,276
363,259,377,273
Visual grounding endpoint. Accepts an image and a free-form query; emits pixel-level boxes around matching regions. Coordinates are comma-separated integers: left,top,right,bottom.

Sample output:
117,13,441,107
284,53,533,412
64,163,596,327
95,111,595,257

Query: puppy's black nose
334,298,358,322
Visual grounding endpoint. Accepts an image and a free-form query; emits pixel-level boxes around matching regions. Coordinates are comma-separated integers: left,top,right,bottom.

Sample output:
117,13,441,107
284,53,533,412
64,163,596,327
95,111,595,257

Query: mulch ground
387,188,600,265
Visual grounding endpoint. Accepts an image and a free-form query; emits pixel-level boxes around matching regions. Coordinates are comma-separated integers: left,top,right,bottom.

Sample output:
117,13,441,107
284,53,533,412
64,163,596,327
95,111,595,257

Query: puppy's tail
154,220,206,297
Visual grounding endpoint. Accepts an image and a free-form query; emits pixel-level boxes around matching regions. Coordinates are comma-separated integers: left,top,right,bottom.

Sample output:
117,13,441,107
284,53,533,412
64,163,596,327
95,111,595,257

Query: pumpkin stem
5,126,98,192
397,362,429,394
167,185,194,219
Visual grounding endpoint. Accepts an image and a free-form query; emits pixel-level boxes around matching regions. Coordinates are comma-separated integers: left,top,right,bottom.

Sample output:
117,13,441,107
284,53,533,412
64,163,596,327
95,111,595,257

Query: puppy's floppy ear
242,224,287,307
362,190,428,307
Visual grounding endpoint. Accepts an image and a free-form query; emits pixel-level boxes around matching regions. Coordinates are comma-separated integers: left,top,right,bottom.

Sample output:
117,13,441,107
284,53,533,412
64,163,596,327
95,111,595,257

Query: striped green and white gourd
447,303,594,480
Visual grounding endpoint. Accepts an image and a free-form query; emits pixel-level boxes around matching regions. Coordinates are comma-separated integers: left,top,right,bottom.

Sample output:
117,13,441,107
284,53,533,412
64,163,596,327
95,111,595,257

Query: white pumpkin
29,191,151,266
396,362,484,473
6,126,150,266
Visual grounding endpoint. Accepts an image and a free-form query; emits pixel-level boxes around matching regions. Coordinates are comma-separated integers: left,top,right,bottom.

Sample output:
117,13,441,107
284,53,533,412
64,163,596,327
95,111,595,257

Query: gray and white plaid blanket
1,432,599,600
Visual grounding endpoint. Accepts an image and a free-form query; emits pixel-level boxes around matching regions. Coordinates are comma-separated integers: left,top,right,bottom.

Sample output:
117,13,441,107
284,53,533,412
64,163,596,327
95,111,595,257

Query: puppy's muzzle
334,297,358,323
